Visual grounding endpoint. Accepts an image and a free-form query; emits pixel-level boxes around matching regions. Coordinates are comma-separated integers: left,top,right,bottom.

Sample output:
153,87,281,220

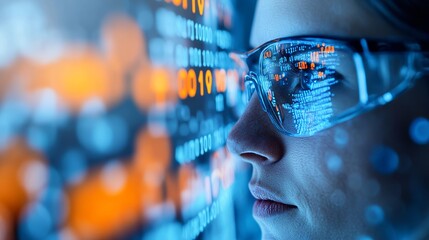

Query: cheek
311,109,425,234
290,125,381,234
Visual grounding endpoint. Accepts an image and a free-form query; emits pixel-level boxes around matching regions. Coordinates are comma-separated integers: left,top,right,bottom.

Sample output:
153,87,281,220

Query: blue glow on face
370,145,399,175
365,204,384,225
334,128,349,147
409,117,429,145
20,203,52,239
330,190,346,207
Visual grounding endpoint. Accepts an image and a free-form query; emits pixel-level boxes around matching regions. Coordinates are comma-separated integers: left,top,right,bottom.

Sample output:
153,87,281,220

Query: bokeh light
20,160,48,197
0,99,29,150
26,126,55,152
0,139,46,216
39,186,68,227
409,117,429,145
365,204,384,226
60,149,88,185
133,128,171,182
0,208,8,240
66,164,141,240
370,145,399,175
334,128,349,147
77,114,128,156
31,88,68,125
0,0,51,67
142,222,181,240
101,161,127,194
132,64,177,110
326,152,343,173
101,14,145,75
356,235,373,240
24,46,122,112
19,202,52,239
0,0,255,239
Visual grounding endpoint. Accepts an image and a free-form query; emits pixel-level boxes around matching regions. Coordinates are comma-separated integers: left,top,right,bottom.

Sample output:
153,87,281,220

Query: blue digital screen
0,0,259,239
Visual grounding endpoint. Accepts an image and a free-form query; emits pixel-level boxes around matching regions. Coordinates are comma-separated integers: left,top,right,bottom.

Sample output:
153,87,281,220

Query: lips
249,184,297,217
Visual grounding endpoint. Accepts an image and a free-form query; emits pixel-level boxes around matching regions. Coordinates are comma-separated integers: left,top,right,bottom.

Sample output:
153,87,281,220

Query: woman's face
227,0,429,239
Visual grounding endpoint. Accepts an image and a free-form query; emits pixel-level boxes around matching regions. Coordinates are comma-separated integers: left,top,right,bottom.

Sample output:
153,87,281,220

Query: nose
227,94,285,165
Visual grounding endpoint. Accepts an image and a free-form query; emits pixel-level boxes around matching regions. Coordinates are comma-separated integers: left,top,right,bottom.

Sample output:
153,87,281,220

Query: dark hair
368,0,429,39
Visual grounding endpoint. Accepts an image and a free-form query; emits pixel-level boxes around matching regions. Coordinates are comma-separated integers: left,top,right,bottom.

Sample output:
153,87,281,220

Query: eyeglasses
231,36,429,137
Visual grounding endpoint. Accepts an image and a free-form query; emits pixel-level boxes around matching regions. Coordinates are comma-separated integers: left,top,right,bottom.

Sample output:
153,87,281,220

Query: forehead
250,0,403,47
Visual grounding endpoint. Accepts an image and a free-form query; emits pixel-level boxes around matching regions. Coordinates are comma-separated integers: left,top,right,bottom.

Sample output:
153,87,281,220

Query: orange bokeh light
133,128,171,179
0,139,46,219
22,46,124,112
132,64,177,110
66,127,173,239
66,164,141,240
101,14,145,76
0,205,12,240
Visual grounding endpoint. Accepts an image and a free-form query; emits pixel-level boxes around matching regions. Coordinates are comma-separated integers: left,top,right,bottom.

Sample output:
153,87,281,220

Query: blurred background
0,0,259,239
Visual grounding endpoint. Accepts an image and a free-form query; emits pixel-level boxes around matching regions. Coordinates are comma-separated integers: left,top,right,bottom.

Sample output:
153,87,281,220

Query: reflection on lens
259,39,359,135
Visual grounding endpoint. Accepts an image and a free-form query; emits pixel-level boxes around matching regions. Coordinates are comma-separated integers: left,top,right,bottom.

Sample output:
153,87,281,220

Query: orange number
206,70,212,94
187,68,197,97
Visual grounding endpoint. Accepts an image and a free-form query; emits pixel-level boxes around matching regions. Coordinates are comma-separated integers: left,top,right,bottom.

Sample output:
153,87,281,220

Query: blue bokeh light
39,187,67,226
370,145,399,175
0,114,13,150
142,222,181,240
77,115,128,155
365,204,384,225
32,89,64,125
326,153,343,173
0,99,29,149
334,128,349,147
27,126,54,152
356,235,374,240
60,149,87,185
20,203,52,239
409,117,429,145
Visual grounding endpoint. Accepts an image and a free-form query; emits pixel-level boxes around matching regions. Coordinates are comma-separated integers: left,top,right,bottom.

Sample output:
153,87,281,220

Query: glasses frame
234,35,429,137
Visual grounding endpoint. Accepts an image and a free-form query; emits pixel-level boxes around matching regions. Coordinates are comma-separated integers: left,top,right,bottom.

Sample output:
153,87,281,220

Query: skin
227,0,429,239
